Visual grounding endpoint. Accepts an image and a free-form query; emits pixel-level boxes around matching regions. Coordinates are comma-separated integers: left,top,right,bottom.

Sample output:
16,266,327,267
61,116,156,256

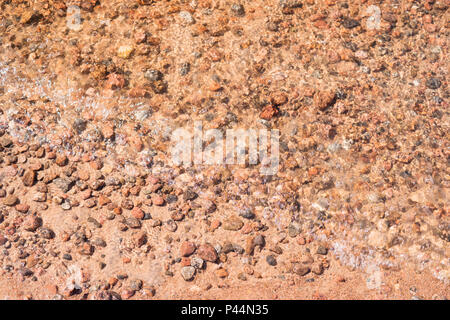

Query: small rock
341,17,360,29
253,235,265,248
179,11,195,25
40,228,55,239
181,266,196,281
311,262,324,275
55,155,68,166
117,45,134,59
144,69,163,82
129,279,143,291
231,4,245,16
197,243,218,262
291,263,311,276
125,218,141,229
22,170,36,187
3,195,18,206
223,216,244,231
0,137,12,148
314,91,336,111
15,203,30,213
316,245,328,255
131,207,145,220
54,178,73,193
24,215,42,232
239,207,255,219
180,241,196,257
266,255,277,266
62,253,72,260
426,78,441,89
190,257,204,269
183,188,198,201
215,268,229,278
133,232,147,247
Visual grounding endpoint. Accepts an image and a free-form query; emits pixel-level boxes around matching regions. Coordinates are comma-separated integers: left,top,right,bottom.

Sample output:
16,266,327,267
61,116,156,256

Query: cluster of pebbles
0,0,448,299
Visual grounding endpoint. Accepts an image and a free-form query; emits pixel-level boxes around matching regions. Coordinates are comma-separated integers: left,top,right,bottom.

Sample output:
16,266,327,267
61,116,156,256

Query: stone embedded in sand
40,228,55,240
266,255,277,266
291,263,311,276
131,207,144,220
0,137,12,148
79,243,94,256
215,268,229,278
20,10,42,25
105,73,126,90
197,244,218,262
223,216,244,231
180,266,196,281
55,154,68,167
180,241,196,257
314,90,336,111
191,257,204,269
23,215,42,232
126,217,141,229
54,177,73,193
15,203,30,213
98,195,111,206
179,11,195,25
231,3,245,16
152,195,165,206
133,232,147,247
316,245,328,255
270,91,288,106
259,105,278,120
3,195,18,206
117,45,134,59
253,235,265,248
311,262,324,275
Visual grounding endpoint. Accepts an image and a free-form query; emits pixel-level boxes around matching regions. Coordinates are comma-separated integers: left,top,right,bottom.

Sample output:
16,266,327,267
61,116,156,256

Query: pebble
314,91,336,111
144,69,163,82
0,137,12,148
15,203,30,213
239,208,255,219
129,279,143,291
180,241,196,257
61,202,71,210
231,4,245,16
223,216,244,231
191,257,204,269
179,11,195,25
40,228,55,239
341,17,360,29
131,207,145,220
125,218,141,229
23,215,42,232
253,235,265,248
291,263,311,276
266,255,277,266
117,45,134,59
54,178,73,193
215,268,229,278
316,245,328,255
181,266,196,281
426,78,441,89
197,244,218,262
22,170,36,187
55,155,68,167
3,195,18,206
63,253,72,260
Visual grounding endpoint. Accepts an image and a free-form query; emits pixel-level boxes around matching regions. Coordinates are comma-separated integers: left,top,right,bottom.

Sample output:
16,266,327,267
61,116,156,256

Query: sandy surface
0,0,448,300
